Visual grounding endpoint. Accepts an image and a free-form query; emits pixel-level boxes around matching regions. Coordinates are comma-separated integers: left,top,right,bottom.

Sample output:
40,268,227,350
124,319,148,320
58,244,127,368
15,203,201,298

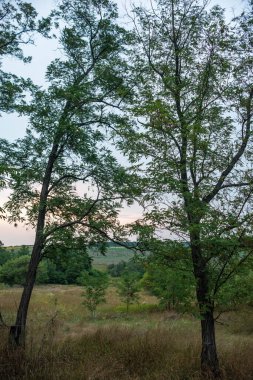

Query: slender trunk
9,143,59,346
9,241,43,346
92,309,96,319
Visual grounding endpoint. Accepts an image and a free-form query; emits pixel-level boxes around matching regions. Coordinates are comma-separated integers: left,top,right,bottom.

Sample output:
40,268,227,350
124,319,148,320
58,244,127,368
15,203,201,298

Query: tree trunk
190,231,220,378
9,242,43,346
200,307,220,378
8,142,59,347
197,279,220,378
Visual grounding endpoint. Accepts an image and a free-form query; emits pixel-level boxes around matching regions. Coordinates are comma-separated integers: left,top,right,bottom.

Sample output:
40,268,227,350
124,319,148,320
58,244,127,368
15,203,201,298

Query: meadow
0,281,253,380
89,246,135,271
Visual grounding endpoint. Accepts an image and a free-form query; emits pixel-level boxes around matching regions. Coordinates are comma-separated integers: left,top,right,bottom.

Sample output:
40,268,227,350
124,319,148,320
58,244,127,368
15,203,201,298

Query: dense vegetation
0,245,91,285
1,244,252,315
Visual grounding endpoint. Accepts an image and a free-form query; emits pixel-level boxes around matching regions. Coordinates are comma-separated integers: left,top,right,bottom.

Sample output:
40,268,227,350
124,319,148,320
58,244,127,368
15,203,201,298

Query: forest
0,0,253,379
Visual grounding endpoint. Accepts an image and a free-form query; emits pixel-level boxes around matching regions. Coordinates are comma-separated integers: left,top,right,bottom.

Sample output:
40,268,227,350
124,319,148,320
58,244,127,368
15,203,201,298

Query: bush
142,263,195,311
0,245,31,267
0,255,49,286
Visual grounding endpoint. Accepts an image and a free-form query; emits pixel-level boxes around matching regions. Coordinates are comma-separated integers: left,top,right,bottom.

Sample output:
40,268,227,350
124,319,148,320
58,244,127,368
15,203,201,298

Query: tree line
2,245,252,318
1,0,253,377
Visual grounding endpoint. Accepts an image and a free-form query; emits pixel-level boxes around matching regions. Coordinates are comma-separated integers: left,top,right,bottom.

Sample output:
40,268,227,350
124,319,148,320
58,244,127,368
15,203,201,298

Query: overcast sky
0,0,245,245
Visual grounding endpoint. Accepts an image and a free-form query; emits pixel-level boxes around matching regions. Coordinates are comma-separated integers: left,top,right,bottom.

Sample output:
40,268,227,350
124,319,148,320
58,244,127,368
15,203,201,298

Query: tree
0,242,13,265
80,269,109,318
0,245,30,267
142,252,195,311
120,0,253,376
0,255,48,286
0,255,30,285
44,241,92,284
5,0,132,346
117,270,140,312
107,260,127,277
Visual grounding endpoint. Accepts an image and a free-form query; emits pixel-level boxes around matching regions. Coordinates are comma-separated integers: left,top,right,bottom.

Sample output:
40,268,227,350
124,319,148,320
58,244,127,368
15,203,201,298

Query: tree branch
203,88,253,204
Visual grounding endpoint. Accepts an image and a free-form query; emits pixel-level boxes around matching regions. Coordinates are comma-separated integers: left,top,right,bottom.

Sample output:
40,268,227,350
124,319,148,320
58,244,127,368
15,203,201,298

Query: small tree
142,262,195,311
117,271,140,313
81,270,109,318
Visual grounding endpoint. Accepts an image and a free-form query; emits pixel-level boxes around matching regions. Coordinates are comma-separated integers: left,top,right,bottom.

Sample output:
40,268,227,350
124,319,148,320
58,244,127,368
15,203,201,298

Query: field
89,246,134,271
0,282,253,380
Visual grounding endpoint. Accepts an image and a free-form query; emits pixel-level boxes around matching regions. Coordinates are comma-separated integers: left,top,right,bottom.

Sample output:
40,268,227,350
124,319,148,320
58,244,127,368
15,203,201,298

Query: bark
201,308,220,378
9,241,43,346
9,142,59,346
190,231,221,378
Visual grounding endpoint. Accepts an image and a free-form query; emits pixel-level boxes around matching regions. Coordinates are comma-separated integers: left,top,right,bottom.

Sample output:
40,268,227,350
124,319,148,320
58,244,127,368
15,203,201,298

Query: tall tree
5,0,132,346
120,0,253,376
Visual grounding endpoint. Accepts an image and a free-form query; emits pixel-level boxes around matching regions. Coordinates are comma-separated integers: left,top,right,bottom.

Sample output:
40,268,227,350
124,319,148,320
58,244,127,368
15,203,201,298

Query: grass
0,285,253,379
89,246,134,271
3,245,134,272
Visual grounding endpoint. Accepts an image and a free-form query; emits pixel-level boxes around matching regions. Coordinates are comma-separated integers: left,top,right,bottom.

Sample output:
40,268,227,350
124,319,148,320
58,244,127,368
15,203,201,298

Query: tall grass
0,285,253,379
1,325,253,379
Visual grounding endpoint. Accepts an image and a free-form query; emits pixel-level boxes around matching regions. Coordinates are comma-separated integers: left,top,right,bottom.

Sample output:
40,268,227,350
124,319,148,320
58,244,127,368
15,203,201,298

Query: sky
0,0,245,245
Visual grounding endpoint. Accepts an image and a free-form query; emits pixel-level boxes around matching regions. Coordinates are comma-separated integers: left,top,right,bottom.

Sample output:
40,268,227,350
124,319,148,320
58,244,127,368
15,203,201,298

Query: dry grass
0,285,253,380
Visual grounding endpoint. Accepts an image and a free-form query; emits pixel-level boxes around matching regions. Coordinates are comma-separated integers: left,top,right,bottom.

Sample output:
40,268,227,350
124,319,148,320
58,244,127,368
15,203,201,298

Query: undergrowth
0,322,253,380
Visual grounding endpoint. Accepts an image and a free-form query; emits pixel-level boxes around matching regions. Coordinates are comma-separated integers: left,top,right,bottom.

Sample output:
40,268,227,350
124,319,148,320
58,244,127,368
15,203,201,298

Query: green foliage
80,269,109,318
0,255,29,286
0,255,48,286
44,243,92,284
0,247,13,266
0,245,31,271
142,262,195,311
0,0,51,61
117,271,140,312
107,260,127,277
4,0,134,260
0,1,51,115
15,245,31,257
216,269,253,310
0,1,52,200
0,243,91,285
